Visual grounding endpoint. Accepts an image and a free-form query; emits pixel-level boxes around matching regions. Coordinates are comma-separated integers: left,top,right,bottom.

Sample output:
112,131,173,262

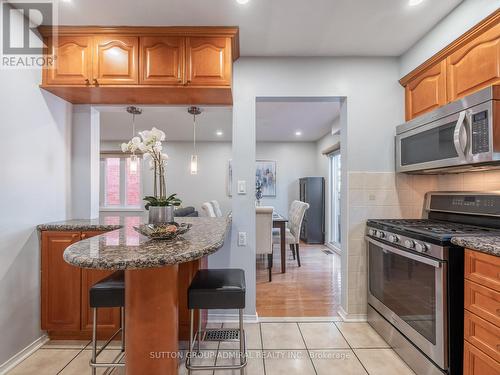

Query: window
329,151,341,246
100,156,142,210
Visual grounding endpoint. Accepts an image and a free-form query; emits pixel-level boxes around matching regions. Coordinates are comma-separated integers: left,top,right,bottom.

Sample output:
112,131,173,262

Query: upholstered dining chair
272,200,310,267
210,200,223,217
256,206,274,281
201,202,216,217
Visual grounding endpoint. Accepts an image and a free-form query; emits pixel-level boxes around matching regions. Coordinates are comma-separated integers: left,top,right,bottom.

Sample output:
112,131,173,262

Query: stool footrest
203,328,242,342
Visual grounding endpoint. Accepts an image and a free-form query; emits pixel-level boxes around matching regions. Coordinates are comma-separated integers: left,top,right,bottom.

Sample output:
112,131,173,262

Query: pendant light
126,106,142,175
188,106,202,175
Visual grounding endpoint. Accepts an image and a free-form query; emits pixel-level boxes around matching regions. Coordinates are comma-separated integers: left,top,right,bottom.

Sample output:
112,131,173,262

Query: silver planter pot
148,206,175,224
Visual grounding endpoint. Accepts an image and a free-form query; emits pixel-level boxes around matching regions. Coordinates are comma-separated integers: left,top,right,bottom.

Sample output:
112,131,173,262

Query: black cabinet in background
299,177,325,244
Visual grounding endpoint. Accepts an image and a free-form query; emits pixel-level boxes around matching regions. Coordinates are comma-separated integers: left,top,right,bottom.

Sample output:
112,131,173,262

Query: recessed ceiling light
216,130,223,136
236,0,250,4
408,0,424,6
295,131,302,136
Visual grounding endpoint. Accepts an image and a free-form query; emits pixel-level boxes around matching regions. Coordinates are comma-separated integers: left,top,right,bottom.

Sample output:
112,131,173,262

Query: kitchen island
40,216,230,375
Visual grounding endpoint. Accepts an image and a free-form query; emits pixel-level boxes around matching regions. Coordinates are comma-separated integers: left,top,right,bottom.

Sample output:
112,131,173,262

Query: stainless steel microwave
396,85,500,174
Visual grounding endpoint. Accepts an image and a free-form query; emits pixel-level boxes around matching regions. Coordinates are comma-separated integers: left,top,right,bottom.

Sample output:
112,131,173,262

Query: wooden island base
125,266,179,375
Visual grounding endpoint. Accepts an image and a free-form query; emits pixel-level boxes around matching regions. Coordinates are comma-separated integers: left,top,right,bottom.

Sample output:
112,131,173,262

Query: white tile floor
7,321,415,374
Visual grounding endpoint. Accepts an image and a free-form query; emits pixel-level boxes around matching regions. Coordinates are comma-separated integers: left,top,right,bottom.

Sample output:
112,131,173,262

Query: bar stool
186,269,247,374
89,270,125,374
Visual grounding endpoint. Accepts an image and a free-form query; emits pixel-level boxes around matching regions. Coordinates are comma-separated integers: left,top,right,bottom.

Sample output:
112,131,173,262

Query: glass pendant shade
129,154,138,175
190,154,198,175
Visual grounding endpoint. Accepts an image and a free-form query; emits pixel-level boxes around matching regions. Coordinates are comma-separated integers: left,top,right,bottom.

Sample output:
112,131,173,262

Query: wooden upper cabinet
93,36,139,85
405,61,447,120
447,22,500,102
186,37,232,86
140,36,185,85
41,231,82,331
45,36,92,85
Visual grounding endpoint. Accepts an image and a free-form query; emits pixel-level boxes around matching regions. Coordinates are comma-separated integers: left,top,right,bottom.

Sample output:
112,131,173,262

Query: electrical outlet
238,232,247,246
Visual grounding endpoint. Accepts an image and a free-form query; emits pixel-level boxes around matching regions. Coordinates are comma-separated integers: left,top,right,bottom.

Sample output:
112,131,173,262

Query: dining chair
201,202,216,217
272,200,310,267
210,200,223,217
256,206,274,281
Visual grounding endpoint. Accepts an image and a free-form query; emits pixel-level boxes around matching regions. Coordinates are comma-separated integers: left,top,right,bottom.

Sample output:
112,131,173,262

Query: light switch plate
238,232,247,246
237,180,246,194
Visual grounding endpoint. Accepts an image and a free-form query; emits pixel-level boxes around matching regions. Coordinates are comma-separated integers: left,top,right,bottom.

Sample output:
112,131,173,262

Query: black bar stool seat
90,271,125,308
186,269,247,374
89,270,125,374
188,269,245,310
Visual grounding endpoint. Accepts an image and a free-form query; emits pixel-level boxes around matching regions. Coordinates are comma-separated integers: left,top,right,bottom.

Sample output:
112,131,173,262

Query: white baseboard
0,334,49,375
338,306,367,322
208,312,259,324
325,242,341,255
258,316,341,322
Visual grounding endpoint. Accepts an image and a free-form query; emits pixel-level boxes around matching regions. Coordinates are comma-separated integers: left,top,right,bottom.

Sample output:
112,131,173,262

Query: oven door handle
366,236,442,268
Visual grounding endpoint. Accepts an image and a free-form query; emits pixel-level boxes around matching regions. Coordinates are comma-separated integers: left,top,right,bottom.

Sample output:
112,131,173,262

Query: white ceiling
51,0,462,56
100,106,232,142
256,99,341,142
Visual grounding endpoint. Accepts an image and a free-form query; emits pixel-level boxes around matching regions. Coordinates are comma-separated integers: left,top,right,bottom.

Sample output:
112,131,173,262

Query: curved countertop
55,216,230,270
451,236,500,257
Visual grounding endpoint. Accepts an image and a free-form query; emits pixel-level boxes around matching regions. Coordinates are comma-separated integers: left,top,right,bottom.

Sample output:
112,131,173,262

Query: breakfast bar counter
41,216,230,375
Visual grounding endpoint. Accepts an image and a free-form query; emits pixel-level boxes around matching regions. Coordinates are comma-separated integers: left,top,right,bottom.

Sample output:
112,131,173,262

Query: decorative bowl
133,222,192,240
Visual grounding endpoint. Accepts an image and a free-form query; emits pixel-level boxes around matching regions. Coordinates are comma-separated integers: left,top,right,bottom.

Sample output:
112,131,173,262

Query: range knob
404,239,415,249
415,242,429,253
388,234,399,243
368,229,377,237
377,231,386,239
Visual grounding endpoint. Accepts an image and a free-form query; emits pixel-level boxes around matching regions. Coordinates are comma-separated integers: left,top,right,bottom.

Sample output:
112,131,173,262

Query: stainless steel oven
396,85,500,174
367,237,447,369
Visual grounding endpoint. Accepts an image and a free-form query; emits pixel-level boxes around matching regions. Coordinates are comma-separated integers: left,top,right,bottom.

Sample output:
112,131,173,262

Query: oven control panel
430,194,500,216
367,229,439,258
471,110,489,155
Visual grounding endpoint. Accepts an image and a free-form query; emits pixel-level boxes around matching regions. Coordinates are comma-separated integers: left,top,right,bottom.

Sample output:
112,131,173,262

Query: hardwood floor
256,243,341,317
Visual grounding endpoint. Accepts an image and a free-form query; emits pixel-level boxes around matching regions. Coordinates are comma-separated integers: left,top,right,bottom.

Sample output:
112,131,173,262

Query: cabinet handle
71,233,79,239
81,233,87,239
84,78,90,85
187,79,191,84
93,78,98,86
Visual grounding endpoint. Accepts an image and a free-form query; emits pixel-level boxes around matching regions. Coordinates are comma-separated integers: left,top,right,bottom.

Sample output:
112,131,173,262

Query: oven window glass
401,121,458,166
369,242,437,344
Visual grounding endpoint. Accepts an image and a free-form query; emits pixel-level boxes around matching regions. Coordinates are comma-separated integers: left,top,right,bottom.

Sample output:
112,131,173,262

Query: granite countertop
451,236,500,257
56,216,230,270
37,218,123,232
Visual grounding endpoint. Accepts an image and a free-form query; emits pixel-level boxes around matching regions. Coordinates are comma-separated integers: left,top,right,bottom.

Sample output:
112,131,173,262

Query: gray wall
256,142,319,215
399,0,499,76
0,9,72,368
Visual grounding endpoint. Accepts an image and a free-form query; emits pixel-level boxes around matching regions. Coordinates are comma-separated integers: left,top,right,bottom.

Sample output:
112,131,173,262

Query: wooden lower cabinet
464,249,500,375
41,229,206,340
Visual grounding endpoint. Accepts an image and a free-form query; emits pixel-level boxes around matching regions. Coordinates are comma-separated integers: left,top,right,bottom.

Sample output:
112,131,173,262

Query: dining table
272,212,289,273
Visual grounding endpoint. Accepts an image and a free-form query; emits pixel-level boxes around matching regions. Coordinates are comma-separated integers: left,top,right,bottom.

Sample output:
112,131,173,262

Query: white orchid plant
121,127,181,209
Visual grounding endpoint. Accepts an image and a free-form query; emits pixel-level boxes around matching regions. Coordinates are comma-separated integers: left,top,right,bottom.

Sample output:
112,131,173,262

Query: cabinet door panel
405,61,447,120
140,36,184,85
465,279,500,327
463,341,500,375
447,23,500,102
465,249,500,292
186,37,231,86
41,231,82,330
93,36,139,85
45,36,92,85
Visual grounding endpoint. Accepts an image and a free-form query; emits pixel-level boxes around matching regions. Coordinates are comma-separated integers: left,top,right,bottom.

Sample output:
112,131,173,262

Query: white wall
256,142,319,215
0,10,72,368
100,141,233,215
218,57,403,319
400,0,499,76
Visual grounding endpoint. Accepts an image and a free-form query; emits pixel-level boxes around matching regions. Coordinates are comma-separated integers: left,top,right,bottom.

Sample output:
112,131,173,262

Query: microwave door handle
453,111,467,159
366,236,442,268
